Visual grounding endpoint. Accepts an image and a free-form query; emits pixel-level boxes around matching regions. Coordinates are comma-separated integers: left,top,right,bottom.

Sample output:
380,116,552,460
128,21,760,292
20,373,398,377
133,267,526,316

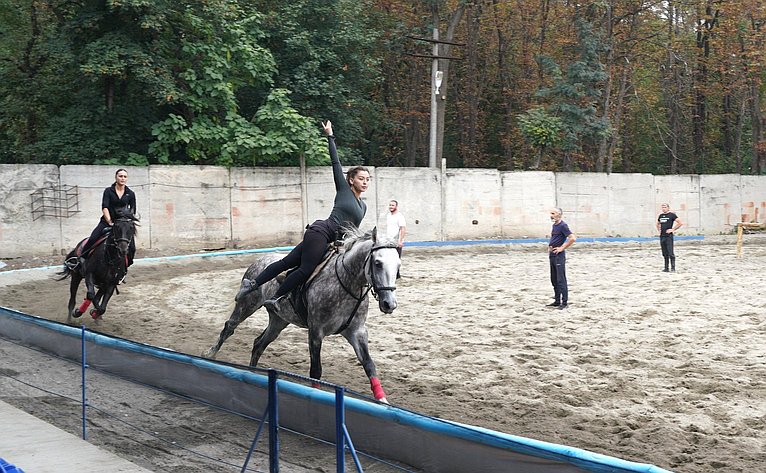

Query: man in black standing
547,207,576,310
656,203,683,272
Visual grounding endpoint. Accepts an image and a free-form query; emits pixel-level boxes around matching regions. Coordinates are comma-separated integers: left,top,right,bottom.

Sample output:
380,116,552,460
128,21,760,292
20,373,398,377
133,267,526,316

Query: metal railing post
268,369,279,473
80,325,88,440
335,386,345,473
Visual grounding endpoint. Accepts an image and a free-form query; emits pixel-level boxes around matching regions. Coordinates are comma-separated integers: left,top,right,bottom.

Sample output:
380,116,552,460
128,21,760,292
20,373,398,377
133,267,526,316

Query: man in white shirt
385,199,406,278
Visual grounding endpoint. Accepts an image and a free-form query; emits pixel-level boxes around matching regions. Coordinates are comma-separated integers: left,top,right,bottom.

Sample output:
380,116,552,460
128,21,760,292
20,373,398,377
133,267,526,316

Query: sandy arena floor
1,236,765,472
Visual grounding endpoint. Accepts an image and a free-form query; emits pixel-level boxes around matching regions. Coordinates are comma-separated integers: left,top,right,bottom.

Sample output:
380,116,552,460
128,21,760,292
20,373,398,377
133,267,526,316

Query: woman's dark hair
346,166,369,185
115,168,128,176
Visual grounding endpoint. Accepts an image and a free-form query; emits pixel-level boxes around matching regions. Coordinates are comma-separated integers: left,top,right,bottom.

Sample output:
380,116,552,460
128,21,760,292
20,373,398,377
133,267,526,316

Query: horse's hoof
378,397,390,405
201,348,217,359
71,309,83,319
90,309,102,320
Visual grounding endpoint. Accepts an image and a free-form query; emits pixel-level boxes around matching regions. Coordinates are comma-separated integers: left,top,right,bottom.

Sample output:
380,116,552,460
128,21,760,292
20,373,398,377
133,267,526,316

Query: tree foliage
1,0,765,174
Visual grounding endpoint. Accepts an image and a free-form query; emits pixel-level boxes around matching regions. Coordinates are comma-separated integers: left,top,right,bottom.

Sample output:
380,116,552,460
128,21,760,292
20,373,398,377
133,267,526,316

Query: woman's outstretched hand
322,120,334,136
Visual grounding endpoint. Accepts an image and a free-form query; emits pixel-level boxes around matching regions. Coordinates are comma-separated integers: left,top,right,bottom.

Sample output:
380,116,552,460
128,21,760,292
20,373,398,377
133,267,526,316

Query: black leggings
254,227,331,298
660,237,675,268
81,221,111,255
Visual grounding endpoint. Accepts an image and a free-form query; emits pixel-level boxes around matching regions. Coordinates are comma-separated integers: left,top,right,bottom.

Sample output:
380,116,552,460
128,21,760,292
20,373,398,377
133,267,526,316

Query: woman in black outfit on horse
77,168,137,273
237,120,371,310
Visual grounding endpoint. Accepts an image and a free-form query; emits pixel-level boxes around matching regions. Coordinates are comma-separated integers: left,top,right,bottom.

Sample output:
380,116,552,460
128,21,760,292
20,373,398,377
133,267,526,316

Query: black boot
671,258,676,272
264,293,289,312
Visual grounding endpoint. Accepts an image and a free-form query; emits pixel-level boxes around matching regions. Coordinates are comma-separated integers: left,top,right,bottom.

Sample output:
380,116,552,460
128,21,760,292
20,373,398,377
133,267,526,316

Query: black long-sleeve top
101,183,136,222
326,136,366,228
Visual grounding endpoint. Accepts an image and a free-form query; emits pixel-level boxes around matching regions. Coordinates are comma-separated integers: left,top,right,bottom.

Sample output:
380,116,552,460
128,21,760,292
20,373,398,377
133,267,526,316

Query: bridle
331,240,398,334
364,244,398,300
336,242,398,299
112,217,134,247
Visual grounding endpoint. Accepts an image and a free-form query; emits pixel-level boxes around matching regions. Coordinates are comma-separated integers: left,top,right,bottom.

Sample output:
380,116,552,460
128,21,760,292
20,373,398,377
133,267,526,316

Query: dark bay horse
57,216,138,323
203,227,400,403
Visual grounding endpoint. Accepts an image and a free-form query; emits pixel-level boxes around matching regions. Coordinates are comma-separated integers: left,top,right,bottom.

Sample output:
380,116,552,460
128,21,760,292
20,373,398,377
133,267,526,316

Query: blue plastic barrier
0,458,26,473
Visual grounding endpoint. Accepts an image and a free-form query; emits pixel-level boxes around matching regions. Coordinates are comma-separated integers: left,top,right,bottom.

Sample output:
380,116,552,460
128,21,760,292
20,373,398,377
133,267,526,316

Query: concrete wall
654,175,701,234
1,164,765,258
501,172,556,238
374,167,442,243
0,164,61,257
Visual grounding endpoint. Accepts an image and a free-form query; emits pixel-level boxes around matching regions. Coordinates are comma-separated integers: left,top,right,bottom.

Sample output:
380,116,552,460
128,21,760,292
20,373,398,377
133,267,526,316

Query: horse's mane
340,225,396,252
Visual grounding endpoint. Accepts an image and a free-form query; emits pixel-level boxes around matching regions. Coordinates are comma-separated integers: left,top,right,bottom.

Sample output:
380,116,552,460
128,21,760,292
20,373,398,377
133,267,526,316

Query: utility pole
429,30,440,168
406,34,463,168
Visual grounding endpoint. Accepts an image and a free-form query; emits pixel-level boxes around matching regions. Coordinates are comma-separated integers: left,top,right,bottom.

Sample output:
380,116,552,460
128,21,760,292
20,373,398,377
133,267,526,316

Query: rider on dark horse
237,120,371,311
71,168,137,280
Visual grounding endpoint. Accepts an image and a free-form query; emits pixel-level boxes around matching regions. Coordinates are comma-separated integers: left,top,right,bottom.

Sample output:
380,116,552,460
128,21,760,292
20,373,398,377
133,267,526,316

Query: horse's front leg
307,327,325,385
343,327,388,403
83,272,97,301
91,286,116,320
204,283,265,359
249,314,289,366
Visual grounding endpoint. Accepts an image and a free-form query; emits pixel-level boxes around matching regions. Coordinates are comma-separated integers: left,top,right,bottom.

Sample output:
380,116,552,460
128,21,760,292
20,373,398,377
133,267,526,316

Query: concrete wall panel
230,168,303,247
374,168,442,243
2,164,765,259
148,166,231,249
607,173,655,237
739,175,766,224
653,175,700,234
0,164,61,256
555,173,609,236
443,169,502,240
699,174,741,234
501,171,555,238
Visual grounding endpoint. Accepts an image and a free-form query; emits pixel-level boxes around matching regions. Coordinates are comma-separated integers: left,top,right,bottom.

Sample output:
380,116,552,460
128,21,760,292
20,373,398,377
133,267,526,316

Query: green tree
536,14,610,170
250,0,384,164
0,0,328,166
517,107,563,169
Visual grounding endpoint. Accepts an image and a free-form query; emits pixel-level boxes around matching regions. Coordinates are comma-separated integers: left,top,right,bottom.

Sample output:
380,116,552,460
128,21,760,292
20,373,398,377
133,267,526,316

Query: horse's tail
55,248,78,280
55,266,71,281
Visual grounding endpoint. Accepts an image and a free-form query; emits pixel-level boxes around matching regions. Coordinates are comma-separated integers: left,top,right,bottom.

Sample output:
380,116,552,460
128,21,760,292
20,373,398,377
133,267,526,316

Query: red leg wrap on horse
78,299,92,313
370,377,386,400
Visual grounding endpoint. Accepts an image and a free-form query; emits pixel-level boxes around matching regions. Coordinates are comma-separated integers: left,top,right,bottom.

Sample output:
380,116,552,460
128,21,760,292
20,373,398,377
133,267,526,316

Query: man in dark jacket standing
547,207,576,310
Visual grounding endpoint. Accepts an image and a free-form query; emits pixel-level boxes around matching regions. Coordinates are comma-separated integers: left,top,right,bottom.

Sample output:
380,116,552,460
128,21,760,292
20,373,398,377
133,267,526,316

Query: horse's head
365,227,399,314
111,216,137,256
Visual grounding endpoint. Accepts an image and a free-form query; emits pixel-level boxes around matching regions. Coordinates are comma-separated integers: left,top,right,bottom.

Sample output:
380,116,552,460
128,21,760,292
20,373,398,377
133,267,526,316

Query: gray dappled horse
57,216,137,323
204,227,399,403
